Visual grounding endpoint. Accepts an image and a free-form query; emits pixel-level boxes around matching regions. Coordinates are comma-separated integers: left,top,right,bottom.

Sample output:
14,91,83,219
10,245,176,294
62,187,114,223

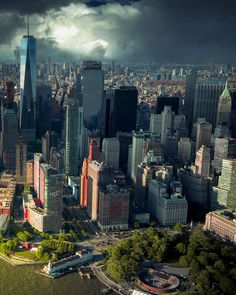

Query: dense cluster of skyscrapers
0,28,236,242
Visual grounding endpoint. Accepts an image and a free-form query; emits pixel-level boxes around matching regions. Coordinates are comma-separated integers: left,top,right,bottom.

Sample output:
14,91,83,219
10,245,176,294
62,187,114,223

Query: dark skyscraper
36,84,52,138
81,61,104,131
0,108,19,169
184,70,198,131
42,131,59,163
156,96,179,115
193,78,225,128
108,86,138,137
19,31,36,142
15,137,27,183
65,99,80,178
4,81,14,108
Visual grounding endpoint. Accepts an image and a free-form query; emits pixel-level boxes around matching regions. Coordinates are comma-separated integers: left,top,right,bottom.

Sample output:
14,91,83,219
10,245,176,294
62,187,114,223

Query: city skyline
0,0,236,62
1,1,236,295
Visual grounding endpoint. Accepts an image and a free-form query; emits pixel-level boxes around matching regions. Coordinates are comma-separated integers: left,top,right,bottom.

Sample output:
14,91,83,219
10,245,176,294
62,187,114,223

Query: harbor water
0,259,107,295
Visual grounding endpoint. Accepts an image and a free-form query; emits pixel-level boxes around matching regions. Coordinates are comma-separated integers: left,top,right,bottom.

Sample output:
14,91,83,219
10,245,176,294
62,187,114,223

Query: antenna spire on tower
27,15,30,36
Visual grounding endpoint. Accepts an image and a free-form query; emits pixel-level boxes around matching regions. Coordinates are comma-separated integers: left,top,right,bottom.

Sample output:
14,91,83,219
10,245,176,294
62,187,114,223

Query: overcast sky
0,0,236,62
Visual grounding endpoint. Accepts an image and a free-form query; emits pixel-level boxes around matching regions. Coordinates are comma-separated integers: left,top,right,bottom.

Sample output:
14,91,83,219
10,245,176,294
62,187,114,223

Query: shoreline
0,252,46,266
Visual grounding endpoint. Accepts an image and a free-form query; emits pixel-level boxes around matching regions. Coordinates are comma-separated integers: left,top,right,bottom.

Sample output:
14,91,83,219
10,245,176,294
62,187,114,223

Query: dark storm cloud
0,0,236,61
0,0,74,14
0,0,137,14
125,0,236,61
0,13,24,44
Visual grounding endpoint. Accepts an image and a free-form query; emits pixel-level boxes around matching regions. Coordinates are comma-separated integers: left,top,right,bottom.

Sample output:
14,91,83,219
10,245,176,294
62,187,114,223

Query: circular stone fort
136,268,179,294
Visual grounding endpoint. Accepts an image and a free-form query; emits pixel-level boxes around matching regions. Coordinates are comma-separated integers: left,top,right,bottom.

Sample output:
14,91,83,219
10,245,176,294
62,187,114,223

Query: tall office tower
135,163,153,210
28,163,63,232
42,131,58,163
174,115,188,140
102,138,120,170
19,30,36,142
36,84,52,138
97,185,130,230
87,162,113,220
65,99,80,178
117,132,132,173
81,61,104,131
161,106,174,143
50,148,64,173
193,145,211,178
4,81,14,108
26,160,34,185
0,109,19,169
79,127,89,163
129,131,145,182
148,179,188,226
214,82,232,138
15,137,27,183
195,120,212,150
137,101,151,131
184,70,197,130
179,168,211,215
230,85,236,138
164,133,178,161
156,96,179,115
149,113,162,135
177,137,192,164
211,159,236,210
80,138,100,207
108,86,138,137
39,164,63,231
213,138,236,174
102,91,111,137
33,153,43,196
88,137,100,161
193,78,225,128
142,136,164,161
135,161,172,210
78,106,84,133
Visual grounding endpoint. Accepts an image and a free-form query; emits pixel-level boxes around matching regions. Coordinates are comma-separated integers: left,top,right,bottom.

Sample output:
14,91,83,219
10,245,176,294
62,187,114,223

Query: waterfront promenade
91,264,131,295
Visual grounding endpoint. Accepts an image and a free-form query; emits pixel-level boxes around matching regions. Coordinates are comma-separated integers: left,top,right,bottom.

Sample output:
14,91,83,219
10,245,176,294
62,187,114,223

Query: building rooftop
215,210,236,222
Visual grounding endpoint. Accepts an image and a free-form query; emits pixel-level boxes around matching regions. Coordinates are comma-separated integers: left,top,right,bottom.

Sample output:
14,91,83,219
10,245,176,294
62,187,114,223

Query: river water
0,260,105,295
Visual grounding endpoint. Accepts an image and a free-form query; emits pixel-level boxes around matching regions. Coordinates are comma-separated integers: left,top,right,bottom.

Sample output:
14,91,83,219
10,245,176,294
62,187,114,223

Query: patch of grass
14,251,36,260
37,254,50,263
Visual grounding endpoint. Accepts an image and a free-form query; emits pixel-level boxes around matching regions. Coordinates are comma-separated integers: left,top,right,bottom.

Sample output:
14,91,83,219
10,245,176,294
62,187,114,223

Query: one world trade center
20,23,36,142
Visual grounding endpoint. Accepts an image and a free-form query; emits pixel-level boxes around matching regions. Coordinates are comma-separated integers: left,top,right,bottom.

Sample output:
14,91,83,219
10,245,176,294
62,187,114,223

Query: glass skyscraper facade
81,60,104,131
20,35,36,141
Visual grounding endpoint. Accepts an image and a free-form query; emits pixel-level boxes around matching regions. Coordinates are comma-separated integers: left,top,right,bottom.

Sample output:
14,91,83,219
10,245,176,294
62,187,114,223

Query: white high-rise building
148,179,188,226
129,131,145,182
102,138,120,170
149,113,162,135
161,106,174,144
177,137,192,164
